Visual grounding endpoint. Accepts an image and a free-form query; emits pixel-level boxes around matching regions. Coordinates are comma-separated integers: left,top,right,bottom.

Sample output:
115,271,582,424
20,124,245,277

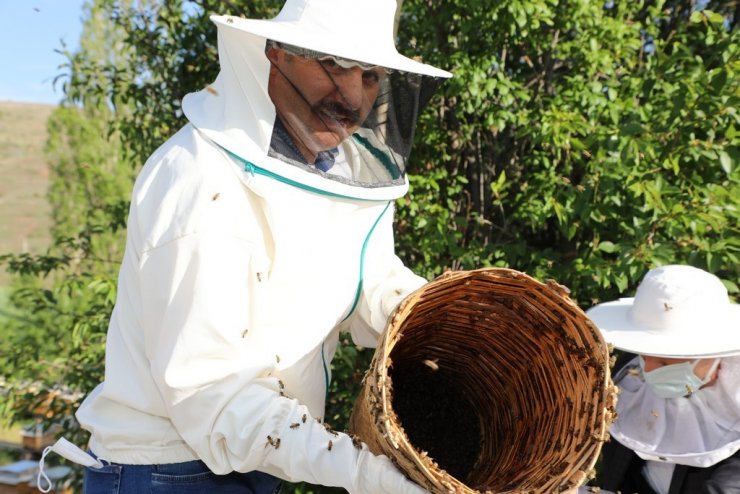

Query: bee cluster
350,268,615,493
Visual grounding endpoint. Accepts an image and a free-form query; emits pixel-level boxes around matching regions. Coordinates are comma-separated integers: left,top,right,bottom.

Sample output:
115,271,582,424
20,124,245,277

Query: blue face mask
639,356,720,398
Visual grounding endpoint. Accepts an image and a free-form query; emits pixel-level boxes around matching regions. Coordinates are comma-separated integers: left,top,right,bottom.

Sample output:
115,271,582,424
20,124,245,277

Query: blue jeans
83,458,282,494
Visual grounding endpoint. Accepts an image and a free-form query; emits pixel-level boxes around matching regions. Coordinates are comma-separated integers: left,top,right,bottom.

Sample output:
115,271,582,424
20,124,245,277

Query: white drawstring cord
36,437,106,492
37,445,54,493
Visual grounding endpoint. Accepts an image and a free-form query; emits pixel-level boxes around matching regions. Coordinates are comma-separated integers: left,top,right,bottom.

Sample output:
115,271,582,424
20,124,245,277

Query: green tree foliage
0,1,737,493
0,0,135,450
396,0,738,306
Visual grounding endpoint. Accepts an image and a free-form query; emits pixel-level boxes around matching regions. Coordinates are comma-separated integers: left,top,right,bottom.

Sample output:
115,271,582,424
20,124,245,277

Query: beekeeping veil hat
182,0,451,201
586,265,740,358
588,265,740,468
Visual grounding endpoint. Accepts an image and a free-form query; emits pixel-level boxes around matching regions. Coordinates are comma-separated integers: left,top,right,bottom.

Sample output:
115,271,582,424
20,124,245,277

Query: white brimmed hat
586,265,740,358
211,0,452,78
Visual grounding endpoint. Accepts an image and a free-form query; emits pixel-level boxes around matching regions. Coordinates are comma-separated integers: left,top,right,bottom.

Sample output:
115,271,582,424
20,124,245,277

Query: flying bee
290,422,300,429
327,440,333,451
301,413,307,423
422,359,439,371
205,85,219,96
212,192,220,201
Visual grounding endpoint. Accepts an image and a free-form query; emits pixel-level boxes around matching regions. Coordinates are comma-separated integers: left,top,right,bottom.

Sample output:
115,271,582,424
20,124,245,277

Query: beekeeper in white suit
586,265,740,494
40,0,451,492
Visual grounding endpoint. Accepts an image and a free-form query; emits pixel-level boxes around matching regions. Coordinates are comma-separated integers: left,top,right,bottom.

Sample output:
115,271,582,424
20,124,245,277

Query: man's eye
319,59,341,71
362,69,382,84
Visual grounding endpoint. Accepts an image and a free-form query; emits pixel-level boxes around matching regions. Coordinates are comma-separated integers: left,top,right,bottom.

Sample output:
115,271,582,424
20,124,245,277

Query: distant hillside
0,101,54,287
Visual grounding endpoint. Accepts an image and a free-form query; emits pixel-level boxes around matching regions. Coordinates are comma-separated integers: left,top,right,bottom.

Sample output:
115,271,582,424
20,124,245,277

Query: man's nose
332,66,365,110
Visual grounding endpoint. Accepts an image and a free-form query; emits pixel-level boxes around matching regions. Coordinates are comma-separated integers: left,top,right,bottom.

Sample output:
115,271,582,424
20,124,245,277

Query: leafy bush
1,1,737,493
397,0,738,307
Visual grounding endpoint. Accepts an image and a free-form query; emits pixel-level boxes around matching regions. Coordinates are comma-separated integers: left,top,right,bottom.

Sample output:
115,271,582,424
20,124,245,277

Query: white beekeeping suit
41,0,452,493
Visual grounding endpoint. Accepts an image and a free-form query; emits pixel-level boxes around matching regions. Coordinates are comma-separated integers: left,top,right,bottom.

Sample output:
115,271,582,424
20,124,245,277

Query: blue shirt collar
269,117,338,172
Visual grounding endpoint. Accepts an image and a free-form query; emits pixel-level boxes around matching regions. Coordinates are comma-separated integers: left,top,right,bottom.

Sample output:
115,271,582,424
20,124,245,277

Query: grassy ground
0,101,54,288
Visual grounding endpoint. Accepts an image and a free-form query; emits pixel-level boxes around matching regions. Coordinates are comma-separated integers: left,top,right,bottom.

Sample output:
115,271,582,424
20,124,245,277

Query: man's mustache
312,100,362,128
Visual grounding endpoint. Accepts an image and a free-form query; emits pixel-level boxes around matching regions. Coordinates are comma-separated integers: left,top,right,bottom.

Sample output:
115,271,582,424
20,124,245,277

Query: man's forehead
268,40,393,73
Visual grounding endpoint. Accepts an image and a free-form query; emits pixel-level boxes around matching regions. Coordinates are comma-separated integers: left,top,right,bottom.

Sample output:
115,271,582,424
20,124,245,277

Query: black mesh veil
264,40,445,189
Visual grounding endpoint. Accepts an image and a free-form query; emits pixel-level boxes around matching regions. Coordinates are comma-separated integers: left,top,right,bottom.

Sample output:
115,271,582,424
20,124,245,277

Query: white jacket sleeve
349,202,427,348
138,231,425,493
260,398,427,494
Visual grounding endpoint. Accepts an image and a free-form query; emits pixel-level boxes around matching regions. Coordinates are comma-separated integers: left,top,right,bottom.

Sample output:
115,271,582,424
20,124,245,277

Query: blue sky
0,0,86,105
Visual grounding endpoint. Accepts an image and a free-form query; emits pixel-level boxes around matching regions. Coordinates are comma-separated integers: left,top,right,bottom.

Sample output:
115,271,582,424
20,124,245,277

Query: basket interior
386,274,606,492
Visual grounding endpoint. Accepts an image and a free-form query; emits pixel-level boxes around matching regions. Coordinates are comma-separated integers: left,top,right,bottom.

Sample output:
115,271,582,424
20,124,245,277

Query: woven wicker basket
349,268,617,494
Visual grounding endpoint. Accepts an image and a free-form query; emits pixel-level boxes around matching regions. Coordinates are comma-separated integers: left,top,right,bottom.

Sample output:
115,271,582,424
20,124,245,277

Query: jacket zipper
219,144,393,403
222,146,378,202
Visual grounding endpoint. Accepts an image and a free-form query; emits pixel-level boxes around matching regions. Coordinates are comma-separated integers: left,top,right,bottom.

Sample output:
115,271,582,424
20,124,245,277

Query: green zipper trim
342,200,392,323
352,134,402,180
321,342,330,406
221,146,384,202
219,144,393,406
322,201,391,403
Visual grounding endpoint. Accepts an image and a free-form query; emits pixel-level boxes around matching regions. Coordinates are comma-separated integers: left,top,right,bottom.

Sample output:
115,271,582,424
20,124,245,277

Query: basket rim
360,268,617,493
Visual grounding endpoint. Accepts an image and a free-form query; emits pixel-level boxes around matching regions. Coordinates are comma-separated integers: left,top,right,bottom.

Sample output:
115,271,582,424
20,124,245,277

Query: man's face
267,46,386,162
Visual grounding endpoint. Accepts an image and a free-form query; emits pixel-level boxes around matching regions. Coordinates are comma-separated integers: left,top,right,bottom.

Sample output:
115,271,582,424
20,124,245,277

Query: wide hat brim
587,298,740,358
211,15,452,79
